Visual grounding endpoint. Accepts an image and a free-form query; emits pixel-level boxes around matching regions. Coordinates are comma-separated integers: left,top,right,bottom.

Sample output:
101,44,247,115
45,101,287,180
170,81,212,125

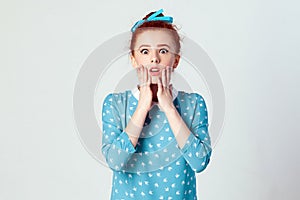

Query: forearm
124,106,148,147
164,106,191,149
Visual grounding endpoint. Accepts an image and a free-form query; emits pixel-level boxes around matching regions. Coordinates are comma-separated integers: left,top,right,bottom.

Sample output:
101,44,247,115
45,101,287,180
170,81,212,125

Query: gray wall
1,0,299,199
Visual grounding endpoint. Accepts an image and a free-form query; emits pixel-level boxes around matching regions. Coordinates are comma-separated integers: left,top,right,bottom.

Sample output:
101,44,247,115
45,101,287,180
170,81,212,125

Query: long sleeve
102,91,210,199
101,93,137,171
179,93,212,173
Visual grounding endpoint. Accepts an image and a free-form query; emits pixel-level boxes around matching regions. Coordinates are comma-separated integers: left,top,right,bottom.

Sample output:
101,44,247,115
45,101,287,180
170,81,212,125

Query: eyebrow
138,44,171,49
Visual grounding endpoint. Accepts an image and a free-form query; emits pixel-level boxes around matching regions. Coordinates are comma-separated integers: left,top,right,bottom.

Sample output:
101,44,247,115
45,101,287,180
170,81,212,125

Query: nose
151,51,160,64
151,57,158,63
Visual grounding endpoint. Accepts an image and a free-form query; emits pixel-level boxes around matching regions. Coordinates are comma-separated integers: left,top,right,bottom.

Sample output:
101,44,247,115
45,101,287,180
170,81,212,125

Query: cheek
162,56,176,65
136,56,150,64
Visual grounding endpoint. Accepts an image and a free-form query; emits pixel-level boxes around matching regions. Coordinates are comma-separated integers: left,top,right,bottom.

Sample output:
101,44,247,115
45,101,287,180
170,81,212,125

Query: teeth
151,68,159,72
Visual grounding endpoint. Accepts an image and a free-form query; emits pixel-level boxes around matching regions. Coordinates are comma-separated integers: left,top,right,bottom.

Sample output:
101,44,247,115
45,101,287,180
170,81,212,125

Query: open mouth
149,67,161,76
150,68,160,72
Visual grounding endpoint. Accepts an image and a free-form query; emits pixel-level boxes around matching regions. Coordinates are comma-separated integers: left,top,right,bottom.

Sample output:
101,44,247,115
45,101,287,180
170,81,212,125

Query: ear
172,54,180,70
130,54,138,68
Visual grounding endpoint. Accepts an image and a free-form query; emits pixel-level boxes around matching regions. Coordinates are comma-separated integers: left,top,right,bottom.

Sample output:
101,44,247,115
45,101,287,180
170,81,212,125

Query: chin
151,76,159,84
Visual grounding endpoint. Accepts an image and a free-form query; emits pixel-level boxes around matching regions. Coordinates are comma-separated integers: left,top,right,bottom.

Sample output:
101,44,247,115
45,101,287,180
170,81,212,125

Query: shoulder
176,91,207,113
102,90,133,105
177,91,205,102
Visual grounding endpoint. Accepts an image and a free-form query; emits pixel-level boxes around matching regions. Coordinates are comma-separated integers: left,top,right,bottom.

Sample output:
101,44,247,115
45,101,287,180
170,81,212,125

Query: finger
147,68,151,86
136,66,142,83
169,67,172,88
162,68,167,88
149,74,154,85
143,66,148,86
144,67,149,86
140,66,145,86
166,66,170,87
139,66,144,86
169,83,173,96
157,76,162,95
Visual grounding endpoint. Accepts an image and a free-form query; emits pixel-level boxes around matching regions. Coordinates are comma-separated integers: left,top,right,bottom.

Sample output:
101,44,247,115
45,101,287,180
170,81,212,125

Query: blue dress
101,87,212,200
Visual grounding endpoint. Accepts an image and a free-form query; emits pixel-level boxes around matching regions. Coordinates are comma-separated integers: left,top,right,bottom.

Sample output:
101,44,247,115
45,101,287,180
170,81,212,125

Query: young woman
101,9,212,200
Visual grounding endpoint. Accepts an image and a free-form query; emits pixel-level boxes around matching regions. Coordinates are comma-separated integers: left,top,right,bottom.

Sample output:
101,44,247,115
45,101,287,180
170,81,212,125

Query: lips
149,67,161,76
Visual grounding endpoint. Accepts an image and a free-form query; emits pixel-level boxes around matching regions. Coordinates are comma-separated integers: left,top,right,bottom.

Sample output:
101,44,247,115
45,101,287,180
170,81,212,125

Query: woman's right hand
136,65,153,112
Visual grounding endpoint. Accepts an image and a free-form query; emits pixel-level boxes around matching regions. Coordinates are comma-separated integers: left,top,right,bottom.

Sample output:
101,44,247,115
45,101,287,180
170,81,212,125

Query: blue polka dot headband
131,9,173,33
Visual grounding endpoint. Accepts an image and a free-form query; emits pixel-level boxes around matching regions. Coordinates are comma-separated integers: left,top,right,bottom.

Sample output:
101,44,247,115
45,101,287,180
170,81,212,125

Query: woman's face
131,29,180,84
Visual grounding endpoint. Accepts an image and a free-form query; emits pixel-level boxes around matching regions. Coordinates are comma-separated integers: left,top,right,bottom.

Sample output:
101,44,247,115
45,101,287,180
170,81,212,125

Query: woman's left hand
157,66,175,112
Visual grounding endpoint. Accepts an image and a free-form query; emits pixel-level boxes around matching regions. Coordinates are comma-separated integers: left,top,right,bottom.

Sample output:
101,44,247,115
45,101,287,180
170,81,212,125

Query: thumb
169,83,173,94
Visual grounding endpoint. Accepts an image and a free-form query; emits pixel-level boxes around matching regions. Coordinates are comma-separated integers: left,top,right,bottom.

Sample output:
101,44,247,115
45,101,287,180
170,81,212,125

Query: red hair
130,11,181,55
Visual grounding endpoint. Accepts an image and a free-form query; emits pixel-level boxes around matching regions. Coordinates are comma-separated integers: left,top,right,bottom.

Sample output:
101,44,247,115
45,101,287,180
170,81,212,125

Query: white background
1,0,299,199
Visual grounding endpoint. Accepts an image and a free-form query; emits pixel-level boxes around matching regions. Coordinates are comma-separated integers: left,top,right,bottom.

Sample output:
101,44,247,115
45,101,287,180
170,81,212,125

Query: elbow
103,152,127,172
101,144,134,172
194,157,211,173
193,150,212,173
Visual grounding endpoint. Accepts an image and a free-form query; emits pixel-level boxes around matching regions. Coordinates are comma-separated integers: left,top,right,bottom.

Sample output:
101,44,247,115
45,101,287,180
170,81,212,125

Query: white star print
102,91,211,199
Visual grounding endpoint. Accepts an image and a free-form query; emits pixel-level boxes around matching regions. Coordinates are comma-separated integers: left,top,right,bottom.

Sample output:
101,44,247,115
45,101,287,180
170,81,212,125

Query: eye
159,48,169,54
140,49,149,54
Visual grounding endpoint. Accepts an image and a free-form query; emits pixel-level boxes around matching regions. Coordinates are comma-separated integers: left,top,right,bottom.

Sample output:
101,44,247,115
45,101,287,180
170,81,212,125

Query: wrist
136,104,149,115
164,105,177,116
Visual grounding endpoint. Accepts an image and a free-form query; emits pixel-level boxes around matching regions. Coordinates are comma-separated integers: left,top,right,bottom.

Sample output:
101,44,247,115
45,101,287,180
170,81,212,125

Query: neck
150,84,158,102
